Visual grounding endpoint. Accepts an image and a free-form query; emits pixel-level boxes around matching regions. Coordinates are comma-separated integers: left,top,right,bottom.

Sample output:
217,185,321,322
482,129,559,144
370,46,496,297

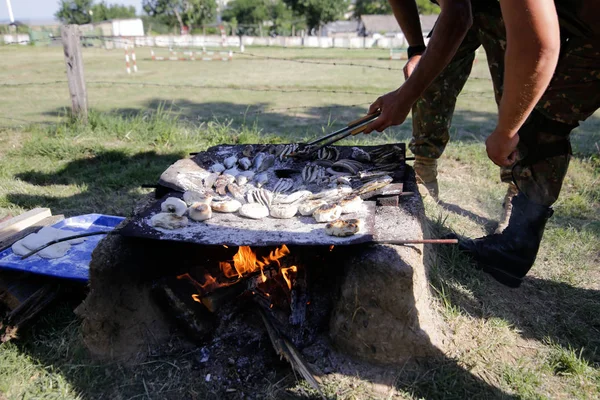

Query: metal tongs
288,111,381,159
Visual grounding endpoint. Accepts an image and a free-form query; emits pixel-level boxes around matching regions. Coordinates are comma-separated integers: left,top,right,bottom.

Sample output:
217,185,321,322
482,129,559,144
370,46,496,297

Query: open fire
177,244,299,311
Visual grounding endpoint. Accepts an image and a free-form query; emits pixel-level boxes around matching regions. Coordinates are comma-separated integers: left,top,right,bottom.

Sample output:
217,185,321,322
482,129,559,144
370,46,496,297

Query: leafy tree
416,0,440,15
354,0,439,17
222,0,269,27
283,0,348,32
91,1,137,22
270,0,295,35
143,0,217,33
222,0,293,36
353,0,391,18
55,0,93,25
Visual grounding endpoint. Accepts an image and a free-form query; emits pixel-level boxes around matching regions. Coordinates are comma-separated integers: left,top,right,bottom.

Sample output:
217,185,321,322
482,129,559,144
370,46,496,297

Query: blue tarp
0,214,124,282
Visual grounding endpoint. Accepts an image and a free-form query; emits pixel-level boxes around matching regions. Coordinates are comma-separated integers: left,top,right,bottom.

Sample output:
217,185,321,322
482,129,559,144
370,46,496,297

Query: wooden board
0,215,65,253
0,208,52,244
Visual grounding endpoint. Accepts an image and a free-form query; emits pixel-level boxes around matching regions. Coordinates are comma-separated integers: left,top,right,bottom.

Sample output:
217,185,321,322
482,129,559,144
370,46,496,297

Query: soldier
365,0,599,287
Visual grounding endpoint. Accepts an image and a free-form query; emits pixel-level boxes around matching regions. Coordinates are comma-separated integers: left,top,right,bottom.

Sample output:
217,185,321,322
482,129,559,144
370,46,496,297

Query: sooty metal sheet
119,191,376,246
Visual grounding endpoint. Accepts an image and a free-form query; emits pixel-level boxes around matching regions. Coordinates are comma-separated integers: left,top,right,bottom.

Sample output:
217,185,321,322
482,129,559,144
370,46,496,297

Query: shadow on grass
426,217,600,369
42,99,600,158
42,99,512,147
438,200,499,233
8,150,183,217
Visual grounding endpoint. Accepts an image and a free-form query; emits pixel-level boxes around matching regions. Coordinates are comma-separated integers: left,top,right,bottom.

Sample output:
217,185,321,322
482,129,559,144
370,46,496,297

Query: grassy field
0,45,599,399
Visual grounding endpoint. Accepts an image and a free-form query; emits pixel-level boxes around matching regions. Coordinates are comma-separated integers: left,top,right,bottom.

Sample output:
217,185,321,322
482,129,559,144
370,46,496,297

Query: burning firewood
152,278,215,342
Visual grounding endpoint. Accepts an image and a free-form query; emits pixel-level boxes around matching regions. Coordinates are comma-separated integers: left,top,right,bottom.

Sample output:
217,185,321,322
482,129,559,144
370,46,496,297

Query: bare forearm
402,0,473,102
364,0,473,134
389,0,424,46
497,0,560,137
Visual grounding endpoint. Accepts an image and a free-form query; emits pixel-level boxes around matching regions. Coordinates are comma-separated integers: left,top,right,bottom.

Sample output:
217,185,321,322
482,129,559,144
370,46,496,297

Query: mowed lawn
0,45,599,399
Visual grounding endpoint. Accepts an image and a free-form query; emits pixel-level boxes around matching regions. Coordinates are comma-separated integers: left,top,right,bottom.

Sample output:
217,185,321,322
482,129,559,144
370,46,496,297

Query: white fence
131,34,410,49
6,33,429,50
2,34,31,44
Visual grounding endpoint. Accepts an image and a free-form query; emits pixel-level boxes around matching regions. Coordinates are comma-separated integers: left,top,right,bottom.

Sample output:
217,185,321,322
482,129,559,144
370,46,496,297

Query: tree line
55,0,439,36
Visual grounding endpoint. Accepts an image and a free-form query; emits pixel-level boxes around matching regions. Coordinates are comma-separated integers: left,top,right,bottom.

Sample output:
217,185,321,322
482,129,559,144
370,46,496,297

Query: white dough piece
274,190,312,205
270,204,298,219
188,202,212,221
325,218,363,237
20,227,60,250
150,213,189,229
20,226,84,249
38,242,71,259
53,228,85,244
161,197,188,216
10,225,87,258
11,240,30,256
211,199,242,213
339,195,364,214
313,204,342,223
298,200,327,216
239,203,270,220
183,190,212,206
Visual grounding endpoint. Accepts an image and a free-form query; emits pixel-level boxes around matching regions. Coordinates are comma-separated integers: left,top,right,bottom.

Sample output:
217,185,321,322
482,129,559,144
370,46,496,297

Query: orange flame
220,245,291,283
177,272,220,294
281,266,297,290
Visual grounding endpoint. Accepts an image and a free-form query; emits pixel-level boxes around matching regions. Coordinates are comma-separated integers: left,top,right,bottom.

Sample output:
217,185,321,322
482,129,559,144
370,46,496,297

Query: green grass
0,45,599,399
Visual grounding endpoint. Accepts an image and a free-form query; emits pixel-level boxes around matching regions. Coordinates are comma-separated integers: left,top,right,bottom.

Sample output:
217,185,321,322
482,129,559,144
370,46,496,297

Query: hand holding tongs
288,111,381,158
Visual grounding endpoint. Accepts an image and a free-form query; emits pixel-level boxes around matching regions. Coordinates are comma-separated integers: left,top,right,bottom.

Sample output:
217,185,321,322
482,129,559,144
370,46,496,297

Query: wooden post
61,25,88,123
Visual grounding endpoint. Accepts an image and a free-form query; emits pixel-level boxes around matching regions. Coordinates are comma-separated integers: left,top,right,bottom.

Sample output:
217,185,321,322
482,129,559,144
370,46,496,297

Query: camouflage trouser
410,5,600,206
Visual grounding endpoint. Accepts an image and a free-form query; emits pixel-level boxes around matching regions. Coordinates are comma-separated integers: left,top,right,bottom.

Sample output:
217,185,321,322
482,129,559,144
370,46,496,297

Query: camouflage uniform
410,1,600,206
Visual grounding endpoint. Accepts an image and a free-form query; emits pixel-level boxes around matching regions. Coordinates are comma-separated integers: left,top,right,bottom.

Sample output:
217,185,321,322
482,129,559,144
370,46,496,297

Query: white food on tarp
11,240,30,256
150,213,189,229
10,225,87,259
38,242,71,259
161,197,188,216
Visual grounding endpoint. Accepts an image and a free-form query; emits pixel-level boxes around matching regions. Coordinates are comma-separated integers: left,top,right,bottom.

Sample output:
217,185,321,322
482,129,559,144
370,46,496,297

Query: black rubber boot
457,193,553,288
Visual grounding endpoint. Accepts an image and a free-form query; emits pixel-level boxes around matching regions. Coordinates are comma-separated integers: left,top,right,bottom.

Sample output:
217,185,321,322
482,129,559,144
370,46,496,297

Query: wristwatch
407,44,426,58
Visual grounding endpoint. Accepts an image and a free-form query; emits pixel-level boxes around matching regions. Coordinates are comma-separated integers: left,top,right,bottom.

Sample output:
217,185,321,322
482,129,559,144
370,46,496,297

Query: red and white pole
131,46,138,73
125,45,131,74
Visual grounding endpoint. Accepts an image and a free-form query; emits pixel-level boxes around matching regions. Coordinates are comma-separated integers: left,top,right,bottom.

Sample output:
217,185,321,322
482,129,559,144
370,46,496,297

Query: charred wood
289,266,308,327
152,277,215,342
200,280,249,313
1,283,60,343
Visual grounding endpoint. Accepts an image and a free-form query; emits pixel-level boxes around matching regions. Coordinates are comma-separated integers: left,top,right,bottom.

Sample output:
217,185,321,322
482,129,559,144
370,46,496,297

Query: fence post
61,25,88,123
